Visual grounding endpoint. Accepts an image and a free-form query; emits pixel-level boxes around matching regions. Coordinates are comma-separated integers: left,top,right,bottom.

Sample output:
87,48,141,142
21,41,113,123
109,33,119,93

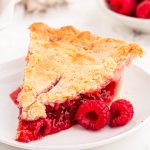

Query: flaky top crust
18,22,143,120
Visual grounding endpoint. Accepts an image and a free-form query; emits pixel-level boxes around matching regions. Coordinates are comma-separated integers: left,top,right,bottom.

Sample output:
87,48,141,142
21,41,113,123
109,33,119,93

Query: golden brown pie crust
18,22,143,120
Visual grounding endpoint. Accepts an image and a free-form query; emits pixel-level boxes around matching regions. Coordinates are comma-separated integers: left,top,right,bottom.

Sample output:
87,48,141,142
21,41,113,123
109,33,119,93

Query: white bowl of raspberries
99,0,150,33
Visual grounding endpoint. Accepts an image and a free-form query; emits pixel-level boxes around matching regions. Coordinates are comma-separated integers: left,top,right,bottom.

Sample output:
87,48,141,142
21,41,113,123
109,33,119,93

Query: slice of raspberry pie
10,23,143,143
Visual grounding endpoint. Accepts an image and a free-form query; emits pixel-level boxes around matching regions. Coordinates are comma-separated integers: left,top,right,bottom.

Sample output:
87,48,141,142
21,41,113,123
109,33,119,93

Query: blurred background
0,0,150,149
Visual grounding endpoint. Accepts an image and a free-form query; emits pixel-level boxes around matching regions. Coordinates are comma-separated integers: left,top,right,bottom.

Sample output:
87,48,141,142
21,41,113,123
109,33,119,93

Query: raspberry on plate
75,100,110,130
109,99,134,127
109,0,137,15
136,1,150,18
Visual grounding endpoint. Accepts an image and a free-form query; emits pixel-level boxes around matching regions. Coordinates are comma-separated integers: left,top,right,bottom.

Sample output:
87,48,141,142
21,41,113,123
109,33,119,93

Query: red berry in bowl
136,1,150,18
109,99,134,127
109,0,137,15
75,100,110,130
136,0,144,3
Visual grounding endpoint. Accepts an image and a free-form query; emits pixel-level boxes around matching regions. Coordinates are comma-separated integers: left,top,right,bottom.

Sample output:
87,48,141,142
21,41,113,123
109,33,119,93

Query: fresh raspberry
75,100,110,130
109,0,137,15
109,99,134,127
136,1,150,18
136,0,144,3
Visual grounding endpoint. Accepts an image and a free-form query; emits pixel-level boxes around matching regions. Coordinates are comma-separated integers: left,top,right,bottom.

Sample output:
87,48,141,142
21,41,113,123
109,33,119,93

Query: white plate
0,58,150,150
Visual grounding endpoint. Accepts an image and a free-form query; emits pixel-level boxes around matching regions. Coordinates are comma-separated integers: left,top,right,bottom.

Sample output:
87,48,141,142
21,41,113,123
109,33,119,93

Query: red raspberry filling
10,87,22,105
10,81,118,143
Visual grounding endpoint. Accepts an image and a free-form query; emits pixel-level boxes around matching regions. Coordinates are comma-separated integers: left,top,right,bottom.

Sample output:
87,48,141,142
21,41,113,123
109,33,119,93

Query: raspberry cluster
108,0,150,19
75,99,134,130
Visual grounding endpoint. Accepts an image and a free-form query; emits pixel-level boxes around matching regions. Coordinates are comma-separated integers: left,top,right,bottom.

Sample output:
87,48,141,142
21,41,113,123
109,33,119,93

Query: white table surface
0,0,150,149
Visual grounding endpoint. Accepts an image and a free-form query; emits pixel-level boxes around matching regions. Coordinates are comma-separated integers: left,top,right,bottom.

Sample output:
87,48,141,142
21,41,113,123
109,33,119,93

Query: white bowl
99,0,150,33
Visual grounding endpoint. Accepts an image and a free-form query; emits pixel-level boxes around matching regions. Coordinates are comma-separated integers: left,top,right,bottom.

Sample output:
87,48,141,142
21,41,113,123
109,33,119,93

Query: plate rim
0,118,150,150
0,58,150,150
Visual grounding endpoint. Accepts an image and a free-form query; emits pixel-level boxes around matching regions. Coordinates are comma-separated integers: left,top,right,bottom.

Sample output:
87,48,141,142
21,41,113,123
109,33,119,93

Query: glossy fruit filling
10,81,119,143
